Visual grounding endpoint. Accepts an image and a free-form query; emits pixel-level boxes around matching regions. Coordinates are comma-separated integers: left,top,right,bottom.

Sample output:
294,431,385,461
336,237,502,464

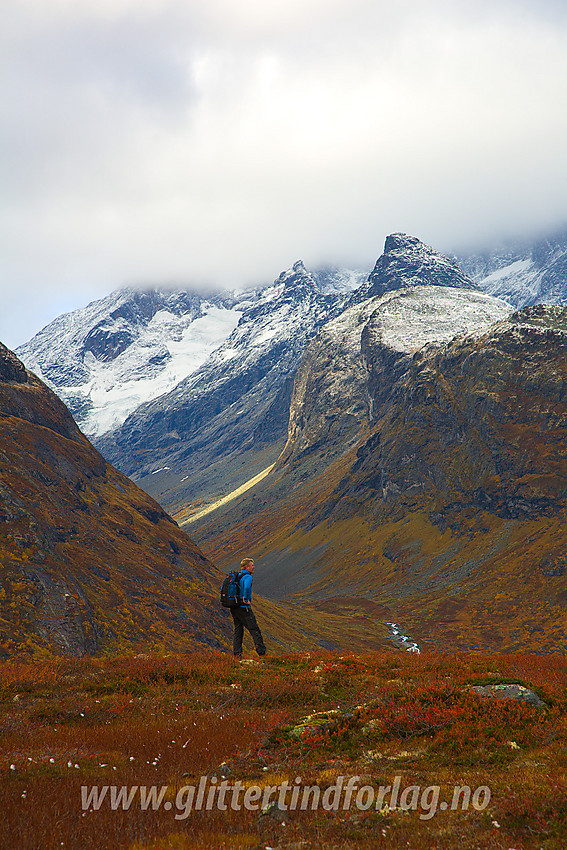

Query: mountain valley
10,229,567,657
191,304,567,654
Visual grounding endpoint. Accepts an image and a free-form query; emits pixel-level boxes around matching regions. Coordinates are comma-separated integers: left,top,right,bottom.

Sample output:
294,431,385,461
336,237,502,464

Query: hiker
231,557,266,659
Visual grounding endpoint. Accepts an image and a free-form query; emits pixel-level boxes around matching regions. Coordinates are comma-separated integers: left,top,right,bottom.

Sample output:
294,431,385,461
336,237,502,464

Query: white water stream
386,621,420,654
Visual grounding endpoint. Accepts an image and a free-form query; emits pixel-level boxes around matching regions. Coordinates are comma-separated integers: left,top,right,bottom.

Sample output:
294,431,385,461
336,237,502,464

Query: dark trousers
231,607,266,657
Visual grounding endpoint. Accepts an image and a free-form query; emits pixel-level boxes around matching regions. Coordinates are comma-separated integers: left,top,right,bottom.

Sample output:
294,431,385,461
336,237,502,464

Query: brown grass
0,649,566,849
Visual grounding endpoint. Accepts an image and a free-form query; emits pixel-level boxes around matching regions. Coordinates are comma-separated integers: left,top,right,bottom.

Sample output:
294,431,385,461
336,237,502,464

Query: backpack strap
235,569,244,601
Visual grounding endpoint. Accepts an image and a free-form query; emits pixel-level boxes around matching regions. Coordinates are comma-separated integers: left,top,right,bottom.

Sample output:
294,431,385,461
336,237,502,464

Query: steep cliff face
0,343,227,657
277,297,378,472
278,285,511,474
327,305,567,524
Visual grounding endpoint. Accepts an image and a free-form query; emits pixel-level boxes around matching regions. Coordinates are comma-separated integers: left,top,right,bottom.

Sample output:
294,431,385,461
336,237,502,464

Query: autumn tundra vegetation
1,649,566,849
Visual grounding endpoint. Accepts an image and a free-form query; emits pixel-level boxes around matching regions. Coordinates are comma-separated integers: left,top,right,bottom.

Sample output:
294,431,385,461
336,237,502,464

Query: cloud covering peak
2,0,566,346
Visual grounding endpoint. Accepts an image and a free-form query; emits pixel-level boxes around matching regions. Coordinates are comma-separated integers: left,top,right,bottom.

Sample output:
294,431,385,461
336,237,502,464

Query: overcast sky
2,0,567,348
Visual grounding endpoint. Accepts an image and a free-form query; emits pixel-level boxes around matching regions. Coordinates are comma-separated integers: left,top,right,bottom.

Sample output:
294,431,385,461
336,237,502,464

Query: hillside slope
0,341,230,657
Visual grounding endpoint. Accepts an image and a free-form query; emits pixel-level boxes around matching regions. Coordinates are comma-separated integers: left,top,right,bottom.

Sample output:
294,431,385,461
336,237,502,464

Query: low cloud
2,0,566,346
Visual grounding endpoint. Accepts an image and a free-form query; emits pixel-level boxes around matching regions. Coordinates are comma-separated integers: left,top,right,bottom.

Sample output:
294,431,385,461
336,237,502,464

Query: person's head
240,557,255,572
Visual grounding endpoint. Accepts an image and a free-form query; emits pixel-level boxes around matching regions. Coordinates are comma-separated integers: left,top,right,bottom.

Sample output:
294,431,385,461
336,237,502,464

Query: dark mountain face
0,343,228,657
321,305,567,524
349,233,476,305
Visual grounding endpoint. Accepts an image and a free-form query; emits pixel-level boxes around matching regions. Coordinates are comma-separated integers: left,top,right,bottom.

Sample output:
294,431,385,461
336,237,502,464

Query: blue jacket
238,569,253,609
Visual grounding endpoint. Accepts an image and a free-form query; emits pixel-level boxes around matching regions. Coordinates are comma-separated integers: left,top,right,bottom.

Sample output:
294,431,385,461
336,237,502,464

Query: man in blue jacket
231,557,266,659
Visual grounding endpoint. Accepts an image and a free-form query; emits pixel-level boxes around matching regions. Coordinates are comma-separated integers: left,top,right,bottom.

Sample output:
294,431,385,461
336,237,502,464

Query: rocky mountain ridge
17,262,363,511
16,227,567,441
7,227,567,655
17,266,362,441
15,228,567,520
97,234,496,511
350,232,476,305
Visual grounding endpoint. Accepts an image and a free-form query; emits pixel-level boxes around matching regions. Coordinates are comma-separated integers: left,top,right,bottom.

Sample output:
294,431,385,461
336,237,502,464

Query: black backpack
220,570,243,608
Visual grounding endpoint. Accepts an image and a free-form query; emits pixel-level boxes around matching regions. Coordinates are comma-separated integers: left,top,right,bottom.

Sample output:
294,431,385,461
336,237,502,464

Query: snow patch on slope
480,258,533,284
68,305,242,437
458,230,567,308
368,286,513,352
476,259,543,306
323,286,511,353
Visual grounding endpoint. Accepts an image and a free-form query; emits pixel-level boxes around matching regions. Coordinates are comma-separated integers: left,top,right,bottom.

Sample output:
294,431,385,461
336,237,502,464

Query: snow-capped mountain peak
16,286,243,437
349,233,475,305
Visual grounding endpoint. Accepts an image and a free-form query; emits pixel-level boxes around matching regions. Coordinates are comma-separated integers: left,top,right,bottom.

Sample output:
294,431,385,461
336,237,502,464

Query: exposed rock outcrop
469,684,547,709
0,342,29,384
349,233,475,306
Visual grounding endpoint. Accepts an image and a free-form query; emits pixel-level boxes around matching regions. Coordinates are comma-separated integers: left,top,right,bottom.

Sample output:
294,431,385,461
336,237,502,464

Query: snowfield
67,305,242,437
